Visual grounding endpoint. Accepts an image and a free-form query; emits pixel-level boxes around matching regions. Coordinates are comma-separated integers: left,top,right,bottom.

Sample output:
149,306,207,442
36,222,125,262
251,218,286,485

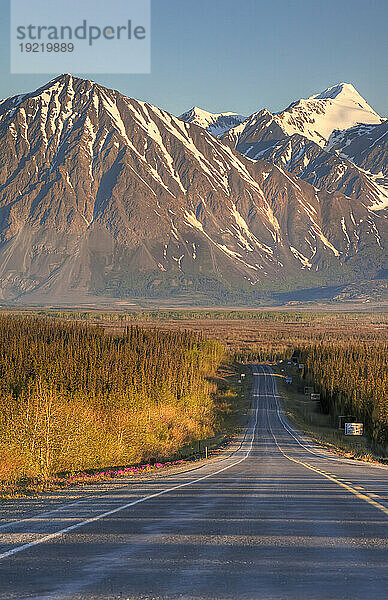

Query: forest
1,310,387,492
0,316,225,485
299,341,388,448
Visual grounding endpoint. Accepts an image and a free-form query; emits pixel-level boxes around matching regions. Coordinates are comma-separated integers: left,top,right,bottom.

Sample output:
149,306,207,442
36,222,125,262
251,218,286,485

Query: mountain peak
180,106,243,120
274,82,383,146
179,106,246,137
222,80,385,165
312,82,358,100
45,73,79,87
0,75,386,303
310,82,377,111
180,106,215,121
32,73,94,97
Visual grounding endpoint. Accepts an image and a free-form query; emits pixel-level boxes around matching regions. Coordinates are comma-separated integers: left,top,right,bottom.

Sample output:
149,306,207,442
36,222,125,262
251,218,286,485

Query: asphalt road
1,365,388,600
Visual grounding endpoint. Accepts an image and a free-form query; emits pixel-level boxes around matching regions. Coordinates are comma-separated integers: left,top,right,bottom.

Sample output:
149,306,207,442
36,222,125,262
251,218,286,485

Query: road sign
345,423,364,436
310,393,320,401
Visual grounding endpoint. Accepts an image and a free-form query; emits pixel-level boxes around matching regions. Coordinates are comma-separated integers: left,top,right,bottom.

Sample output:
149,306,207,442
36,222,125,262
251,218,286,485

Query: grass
0,358,251,499
148,359,252,462
272,361,386,464
1,310,386,495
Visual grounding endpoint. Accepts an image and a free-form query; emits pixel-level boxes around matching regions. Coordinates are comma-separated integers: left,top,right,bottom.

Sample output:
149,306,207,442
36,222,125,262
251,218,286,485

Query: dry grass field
0,309,387,496
77,310,388,359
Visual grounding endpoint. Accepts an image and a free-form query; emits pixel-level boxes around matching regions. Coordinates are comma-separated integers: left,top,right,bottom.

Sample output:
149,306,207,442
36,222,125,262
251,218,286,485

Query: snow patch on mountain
223,83,384,154
275,83,382,146
290,246,312,269
179,106,246,137
0,73,386,302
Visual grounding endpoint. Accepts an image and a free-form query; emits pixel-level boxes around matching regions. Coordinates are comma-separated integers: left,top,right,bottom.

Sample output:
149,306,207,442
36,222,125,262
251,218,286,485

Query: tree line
298,341,388,448
0,316,224,483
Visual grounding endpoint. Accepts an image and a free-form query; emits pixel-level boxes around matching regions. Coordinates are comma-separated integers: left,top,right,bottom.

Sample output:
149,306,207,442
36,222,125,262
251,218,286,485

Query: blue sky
0,0,387,117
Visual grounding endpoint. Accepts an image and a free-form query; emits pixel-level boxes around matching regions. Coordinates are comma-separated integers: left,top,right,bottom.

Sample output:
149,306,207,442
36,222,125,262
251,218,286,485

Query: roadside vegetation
274,364,387,461
298,342,388,450
0,316,251,495
270,340,388,459
0,309,386,494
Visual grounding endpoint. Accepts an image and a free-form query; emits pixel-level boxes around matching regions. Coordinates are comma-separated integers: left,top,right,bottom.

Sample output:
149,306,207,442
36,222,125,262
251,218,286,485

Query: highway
1,365,388,599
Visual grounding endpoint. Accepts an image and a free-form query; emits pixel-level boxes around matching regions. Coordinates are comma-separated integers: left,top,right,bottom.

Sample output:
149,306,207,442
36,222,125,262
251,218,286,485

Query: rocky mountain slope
222,83,383,149
220,85,388,217
327,120,388,178
0,75,386,304
234,133,388,212
179,106,246,137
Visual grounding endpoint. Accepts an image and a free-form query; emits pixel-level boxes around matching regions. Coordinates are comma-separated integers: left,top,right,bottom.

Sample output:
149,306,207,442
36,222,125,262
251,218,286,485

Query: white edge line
0,409,253,534
0,397,259,561
265,366,388,471
266,373,388,517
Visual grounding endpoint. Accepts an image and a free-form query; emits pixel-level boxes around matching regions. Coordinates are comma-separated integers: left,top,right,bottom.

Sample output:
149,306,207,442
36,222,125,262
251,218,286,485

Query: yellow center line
263,368,388,518
271,428,388,517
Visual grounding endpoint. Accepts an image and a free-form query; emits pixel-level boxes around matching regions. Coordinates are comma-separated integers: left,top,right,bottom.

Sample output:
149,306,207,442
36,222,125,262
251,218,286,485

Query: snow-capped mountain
179,106,246,137
249,134,388,212
222,83,383,151
221,84,388,212
327,120,388,177
274,83,383,146
0,75,386,304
